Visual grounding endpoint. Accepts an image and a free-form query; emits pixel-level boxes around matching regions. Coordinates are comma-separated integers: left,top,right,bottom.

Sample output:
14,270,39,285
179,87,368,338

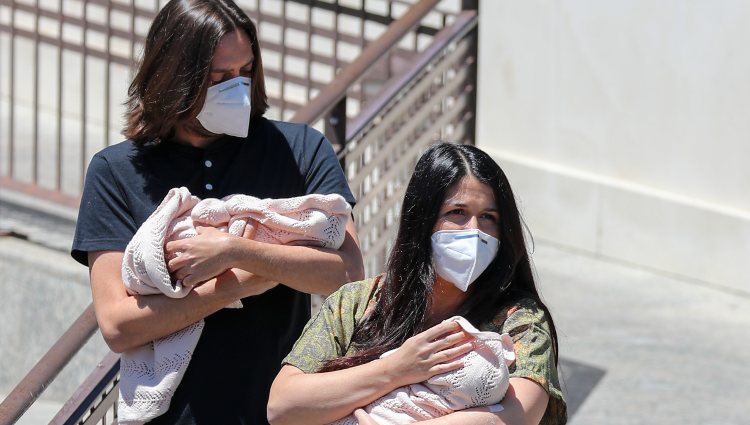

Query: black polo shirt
71,117,355,424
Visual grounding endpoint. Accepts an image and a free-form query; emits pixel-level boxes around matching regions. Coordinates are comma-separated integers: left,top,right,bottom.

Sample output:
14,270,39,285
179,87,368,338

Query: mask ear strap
500,333,515,366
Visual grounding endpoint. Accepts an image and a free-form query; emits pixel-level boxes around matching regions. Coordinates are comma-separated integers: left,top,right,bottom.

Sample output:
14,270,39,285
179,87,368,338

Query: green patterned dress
284,279,567,424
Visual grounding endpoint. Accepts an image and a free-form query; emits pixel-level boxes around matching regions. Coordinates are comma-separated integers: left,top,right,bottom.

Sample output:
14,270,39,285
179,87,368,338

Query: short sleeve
301,126,355,206
488,299,568,424
283,280,373,372
71,154,137,266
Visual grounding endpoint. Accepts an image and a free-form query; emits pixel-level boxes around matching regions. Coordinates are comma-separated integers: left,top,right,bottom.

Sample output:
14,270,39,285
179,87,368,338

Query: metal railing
0,0,477,423
298,7,479,276
0,305,99,425
0,0,461,205
343,10,478,275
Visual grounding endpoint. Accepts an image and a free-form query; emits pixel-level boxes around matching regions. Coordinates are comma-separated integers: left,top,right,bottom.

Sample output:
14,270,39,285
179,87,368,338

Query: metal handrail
344,11,479,144
291,0,441,125
0,304,98,425
49,352,120,425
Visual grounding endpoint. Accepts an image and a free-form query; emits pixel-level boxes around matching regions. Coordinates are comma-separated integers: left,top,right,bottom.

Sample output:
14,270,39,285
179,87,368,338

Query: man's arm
89,250,276,353
167,218,364,295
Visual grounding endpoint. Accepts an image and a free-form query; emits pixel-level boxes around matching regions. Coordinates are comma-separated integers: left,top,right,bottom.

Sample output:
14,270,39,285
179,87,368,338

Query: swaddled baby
331,316,515,425
119,187,352,425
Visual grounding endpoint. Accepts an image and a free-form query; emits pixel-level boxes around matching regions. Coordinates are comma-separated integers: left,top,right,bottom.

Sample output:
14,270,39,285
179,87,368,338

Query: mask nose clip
431,229,500,292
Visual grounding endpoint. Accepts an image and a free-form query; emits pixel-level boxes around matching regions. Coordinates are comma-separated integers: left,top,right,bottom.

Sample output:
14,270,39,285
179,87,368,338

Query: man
71,0,363,423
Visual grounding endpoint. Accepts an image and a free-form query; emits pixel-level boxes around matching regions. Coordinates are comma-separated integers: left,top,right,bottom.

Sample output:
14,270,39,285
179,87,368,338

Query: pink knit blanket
331,316,515,425
118,187,351,425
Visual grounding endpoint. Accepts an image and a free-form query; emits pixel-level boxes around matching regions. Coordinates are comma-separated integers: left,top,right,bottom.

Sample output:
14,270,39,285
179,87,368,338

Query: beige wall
476,0,750,291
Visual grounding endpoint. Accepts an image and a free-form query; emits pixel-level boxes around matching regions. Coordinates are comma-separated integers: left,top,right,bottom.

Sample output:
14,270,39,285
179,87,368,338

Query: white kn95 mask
196,76,252,138
431,229,500,292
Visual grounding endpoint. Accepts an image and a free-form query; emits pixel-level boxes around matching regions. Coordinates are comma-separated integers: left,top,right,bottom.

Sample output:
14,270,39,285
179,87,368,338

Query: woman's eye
481,213,498,222
210,75,225,85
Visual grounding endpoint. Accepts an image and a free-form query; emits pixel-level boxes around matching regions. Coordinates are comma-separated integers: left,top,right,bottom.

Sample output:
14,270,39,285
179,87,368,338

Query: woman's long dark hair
320,143,559,372
124,0,269,146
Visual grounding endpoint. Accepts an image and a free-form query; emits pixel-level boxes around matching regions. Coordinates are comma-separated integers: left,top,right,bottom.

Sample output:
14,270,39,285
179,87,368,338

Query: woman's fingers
421,320,462,341
429,328,471,350
436,341,474,362
424,341,473,375
429,358,465,375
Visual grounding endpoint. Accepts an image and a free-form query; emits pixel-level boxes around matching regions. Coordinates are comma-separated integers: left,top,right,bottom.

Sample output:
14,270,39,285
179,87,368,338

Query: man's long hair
320,143,559,372
123,0,268,146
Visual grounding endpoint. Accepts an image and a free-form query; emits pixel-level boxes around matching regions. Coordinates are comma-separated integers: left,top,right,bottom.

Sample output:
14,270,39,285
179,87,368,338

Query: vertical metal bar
306,2,312,102
56,0,63,190
462,0,479,11
32,0,40,184
280,0,287,118
8,2,15,177
461,0,478,145
359,0,365,104
385,0,392,81
130,0,137,74
333,0,340,75
360,0,365,48
105,0,112,147
324,96,346,154
80,0,87,188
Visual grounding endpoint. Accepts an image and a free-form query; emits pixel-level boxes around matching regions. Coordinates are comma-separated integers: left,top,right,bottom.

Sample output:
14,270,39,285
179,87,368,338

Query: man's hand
166,226,237,286
215,268,278,297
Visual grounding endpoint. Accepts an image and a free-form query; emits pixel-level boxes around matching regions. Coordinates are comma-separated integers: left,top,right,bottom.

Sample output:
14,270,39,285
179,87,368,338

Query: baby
118,187,351,425
331,316,515,425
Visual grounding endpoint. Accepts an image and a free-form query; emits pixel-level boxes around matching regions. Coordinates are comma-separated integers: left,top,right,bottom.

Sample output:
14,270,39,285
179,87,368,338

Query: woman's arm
267,320,475,425
416,378,549,425
166,218,364,295
89,250,276,352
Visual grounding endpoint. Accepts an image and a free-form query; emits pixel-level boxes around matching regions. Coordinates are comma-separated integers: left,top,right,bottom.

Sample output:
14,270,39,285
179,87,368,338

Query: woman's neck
426,276,469,327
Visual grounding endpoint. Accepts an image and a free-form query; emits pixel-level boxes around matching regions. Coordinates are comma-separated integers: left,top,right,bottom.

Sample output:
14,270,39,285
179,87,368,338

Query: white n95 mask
431,229,500,292
196,76,252,138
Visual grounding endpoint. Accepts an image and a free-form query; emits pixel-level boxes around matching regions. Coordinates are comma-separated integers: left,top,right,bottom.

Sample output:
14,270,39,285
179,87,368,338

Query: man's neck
174,124,220,149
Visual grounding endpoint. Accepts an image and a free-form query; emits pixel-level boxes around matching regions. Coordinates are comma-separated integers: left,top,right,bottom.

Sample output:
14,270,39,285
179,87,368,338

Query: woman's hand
381,320,474,388
353,408,378,425
166,226,238,286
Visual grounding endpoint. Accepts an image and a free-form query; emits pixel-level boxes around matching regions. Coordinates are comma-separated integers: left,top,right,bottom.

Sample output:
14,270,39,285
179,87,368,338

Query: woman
267,143,567,424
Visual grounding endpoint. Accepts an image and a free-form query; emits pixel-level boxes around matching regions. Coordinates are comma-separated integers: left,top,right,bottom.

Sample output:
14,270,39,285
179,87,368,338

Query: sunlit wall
476,0,750,291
